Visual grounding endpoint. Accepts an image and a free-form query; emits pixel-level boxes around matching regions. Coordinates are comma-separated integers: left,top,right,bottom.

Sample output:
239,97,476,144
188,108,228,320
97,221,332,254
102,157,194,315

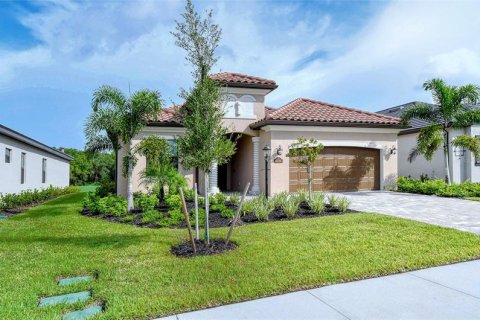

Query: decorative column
250,137,261,195
209,161,220,194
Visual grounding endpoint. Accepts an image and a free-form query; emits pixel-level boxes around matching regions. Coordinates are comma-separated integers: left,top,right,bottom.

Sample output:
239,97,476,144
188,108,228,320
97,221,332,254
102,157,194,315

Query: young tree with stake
287,137,324,200
172,0,235,244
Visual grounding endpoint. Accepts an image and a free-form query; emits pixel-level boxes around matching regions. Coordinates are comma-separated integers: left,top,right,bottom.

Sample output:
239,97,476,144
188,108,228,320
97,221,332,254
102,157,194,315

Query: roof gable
210,72,277,90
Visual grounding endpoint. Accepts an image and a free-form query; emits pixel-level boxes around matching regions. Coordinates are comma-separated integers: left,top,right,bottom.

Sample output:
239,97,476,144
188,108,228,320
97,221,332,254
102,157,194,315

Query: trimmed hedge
397,177,480,198
0,186,80,210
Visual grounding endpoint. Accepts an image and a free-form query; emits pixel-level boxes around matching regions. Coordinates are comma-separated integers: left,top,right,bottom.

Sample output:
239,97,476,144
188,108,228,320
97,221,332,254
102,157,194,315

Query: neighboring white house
0,124,72,194
377,102,480,183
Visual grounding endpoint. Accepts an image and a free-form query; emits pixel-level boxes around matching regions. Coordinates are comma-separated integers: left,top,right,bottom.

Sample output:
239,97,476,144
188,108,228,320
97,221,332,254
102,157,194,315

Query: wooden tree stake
225,182,250,246
179,188,196,253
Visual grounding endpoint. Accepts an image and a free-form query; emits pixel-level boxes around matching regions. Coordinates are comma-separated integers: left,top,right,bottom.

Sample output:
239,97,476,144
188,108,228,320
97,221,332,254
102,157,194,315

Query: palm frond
92,85,126,112
85,135,113,154
417,124,443,161
400,103,438,126
452,135,480,159
452,109,480,128
456,84,480,106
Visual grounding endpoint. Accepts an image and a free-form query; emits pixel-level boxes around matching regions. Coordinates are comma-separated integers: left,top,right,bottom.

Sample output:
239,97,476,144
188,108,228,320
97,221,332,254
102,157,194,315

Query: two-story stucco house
117,72,403,197
378,101,480,183
0,124,72,194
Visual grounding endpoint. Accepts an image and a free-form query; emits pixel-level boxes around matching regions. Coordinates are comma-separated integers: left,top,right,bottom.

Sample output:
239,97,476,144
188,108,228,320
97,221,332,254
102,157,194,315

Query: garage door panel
289,147,380,192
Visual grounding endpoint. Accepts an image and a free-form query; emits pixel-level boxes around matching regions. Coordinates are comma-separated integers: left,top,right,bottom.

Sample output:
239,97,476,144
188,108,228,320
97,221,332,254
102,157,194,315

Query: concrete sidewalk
157,260,480,320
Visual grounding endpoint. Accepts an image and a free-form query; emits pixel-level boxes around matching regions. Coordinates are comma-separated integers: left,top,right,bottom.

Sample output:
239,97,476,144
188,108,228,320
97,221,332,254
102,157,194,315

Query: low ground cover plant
308,193,325,214
0,186,80,211
397,177,480,198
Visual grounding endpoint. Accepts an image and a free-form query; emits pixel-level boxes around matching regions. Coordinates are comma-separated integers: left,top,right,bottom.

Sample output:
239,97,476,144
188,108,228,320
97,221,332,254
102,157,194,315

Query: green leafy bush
241,198,256,215
307,193,325,214
165,194,182,209
122,215,135,223
134,194,159,212
97,196,127,216
141,209,162,224
397,177,480,198
0,185,80,210
96,180,115,197
209,193,226,206
83,192,100,213
190,207,206,227
282,196,300,219
336,197,351,213
296,189,308,203
210,203,225,212
183,188,195,202
157,209,184,227
220,207,235,219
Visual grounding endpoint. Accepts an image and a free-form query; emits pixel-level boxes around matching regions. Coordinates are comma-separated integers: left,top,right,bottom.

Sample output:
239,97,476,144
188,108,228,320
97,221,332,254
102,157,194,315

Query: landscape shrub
157,209,184,227
83,192,100,213
220,206,235,218
241,198,256,215
190,207,206,227
183,188,195,202
228,193,240,206
165,194,182,209
97,196,127,216
210,203,225,212
0,185,80,210
271,191,289,209
296,189,308,203
122,215,135,223
307,193,325,214
134,194,159,212
96,180,115,197
336,197,351,213
141,209,162,224
253,195,274,221
209,193,226,206
397,177,480,198
282,196,300,219
327,194,339,208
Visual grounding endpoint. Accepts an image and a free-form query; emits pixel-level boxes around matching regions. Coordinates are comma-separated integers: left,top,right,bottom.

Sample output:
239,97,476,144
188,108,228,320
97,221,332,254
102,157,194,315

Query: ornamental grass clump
271,191,289,209
336,197,351,213
253,195,274,221
327,194,339,208
307,192,325,214
282,196,300,219
228,193,240,206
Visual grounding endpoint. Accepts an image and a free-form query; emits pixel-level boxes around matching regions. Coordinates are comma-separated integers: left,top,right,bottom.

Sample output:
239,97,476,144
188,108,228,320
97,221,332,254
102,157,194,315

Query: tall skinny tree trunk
127,160,134,211
204,171,210,244
443,130,451,185
307,165,312,201
114,149,119,195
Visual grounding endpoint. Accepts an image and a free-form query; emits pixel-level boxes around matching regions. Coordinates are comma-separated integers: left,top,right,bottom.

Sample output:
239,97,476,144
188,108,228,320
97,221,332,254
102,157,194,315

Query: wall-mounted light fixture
275,145,283,156
454,147,466,157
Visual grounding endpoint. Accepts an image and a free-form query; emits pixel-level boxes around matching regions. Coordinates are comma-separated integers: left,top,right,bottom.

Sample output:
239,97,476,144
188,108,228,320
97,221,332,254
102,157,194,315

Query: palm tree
86,85,163,210
401,79,480,184
84,102,123,193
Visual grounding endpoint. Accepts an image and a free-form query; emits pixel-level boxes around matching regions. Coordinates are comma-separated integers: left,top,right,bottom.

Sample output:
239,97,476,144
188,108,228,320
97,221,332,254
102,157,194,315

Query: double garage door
289,147,380,192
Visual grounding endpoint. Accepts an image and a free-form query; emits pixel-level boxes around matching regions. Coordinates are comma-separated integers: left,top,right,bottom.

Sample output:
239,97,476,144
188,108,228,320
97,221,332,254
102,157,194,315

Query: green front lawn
1,193,480,319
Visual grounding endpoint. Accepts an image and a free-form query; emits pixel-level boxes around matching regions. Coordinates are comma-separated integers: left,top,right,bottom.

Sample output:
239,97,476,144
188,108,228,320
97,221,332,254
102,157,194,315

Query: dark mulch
82,201,357,229
171,239,238,257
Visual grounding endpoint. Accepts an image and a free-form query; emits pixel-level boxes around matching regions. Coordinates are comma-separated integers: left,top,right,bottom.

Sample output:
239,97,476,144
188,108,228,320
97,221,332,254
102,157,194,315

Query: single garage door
289,147,380,192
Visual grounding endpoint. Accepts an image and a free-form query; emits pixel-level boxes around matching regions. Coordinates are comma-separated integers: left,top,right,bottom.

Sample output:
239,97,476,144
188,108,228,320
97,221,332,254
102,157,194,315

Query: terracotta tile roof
251,98,401,128
149,106,183,126
210,72,278,90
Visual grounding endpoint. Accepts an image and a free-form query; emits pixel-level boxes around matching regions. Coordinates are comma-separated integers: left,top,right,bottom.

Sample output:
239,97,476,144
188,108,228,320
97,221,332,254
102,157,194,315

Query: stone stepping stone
58,275,94,286
39,291,91,307
0,214,9,220
62,304,103,320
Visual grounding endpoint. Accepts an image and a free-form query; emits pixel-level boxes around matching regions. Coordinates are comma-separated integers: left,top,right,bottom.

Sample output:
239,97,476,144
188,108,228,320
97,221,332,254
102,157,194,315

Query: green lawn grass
77,185,98,193
465,197,480,202
1,193,480,319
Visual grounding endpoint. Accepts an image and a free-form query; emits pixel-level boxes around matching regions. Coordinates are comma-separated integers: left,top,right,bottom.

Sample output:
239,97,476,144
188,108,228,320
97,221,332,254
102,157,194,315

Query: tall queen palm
401,79,480,184
86,85,162,210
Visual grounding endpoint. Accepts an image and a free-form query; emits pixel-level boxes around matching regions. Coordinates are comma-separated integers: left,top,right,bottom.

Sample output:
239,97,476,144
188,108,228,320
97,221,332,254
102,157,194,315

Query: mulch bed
171,239,238,257
81,200,357,229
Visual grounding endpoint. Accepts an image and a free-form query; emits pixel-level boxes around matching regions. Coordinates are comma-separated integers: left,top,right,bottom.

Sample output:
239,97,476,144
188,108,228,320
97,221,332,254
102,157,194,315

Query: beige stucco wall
258,126,400,196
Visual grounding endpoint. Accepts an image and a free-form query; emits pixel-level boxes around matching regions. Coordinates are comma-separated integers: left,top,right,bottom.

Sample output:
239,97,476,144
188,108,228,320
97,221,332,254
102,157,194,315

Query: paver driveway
337,191,480,234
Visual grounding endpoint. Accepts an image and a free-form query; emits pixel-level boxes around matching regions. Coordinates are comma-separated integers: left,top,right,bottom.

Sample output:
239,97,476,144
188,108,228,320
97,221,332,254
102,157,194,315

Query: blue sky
1,0,480,149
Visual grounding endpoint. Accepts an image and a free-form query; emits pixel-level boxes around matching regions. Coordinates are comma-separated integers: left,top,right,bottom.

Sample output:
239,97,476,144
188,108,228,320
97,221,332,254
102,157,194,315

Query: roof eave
250,119,404,130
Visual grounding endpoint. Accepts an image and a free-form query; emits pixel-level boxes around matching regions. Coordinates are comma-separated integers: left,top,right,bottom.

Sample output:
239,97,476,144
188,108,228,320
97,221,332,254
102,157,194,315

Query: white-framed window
5,148,11,163
21,152,26,184
42,158,47,183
